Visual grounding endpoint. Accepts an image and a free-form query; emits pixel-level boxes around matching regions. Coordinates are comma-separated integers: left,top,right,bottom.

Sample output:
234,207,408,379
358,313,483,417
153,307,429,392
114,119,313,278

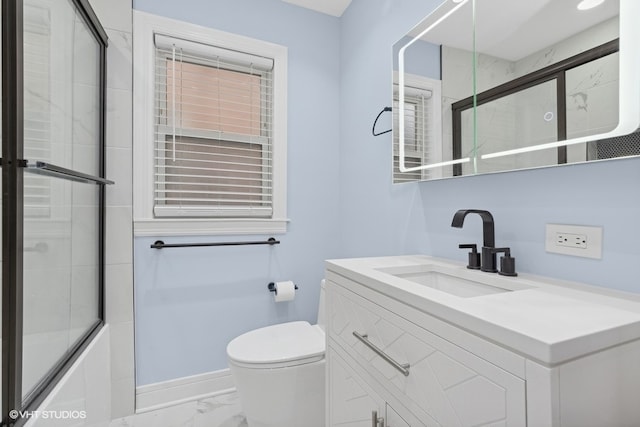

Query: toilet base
229,358,325,427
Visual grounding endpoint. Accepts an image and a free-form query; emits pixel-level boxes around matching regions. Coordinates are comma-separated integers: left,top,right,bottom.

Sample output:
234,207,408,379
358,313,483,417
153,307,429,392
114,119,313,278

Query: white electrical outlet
556,232,587,249
546,224,602,259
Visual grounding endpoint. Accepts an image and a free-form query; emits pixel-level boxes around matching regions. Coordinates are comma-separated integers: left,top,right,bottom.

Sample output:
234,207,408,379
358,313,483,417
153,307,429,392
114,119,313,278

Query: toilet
226,280,326,427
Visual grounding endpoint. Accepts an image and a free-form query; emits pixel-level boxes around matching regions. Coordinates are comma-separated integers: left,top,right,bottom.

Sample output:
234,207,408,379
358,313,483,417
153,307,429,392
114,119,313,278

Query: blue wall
337,0,443,258
133,0,341,385
133,0,640,386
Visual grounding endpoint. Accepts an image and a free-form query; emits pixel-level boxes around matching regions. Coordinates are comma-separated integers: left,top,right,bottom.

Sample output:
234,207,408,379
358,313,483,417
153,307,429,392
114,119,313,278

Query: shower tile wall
88,0,135,419
513,17,619,163
28,327,112,427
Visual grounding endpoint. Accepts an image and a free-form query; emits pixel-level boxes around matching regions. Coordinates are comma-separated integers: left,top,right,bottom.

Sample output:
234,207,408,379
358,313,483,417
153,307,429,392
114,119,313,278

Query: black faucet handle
458,244,481,270
490,247,517,277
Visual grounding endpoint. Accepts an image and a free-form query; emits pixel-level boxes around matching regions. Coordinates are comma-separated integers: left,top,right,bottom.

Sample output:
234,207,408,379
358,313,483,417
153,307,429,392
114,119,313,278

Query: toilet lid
227,321,325,368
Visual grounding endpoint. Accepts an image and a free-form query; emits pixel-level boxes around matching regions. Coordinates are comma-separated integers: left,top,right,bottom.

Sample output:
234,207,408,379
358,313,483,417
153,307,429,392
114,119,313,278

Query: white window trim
133,11,288,236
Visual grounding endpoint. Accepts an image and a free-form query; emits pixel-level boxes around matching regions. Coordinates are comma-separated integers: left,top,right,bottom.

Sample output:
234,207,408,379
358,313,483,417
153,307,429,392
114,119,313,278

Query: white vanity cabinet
325,256,640,427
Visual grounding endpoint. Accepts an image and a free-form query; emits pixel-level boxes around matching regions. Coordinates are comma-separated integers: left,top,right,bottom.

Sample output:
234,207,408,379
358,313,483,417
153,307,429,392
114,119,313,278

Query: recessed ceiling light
577,0,605,10
452,0,465,3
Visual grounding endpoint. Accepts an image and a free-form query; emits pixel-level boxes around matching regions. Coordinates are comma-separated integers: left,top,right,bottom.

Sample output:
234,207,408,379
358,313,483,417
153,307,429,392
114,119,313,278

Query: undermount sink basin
376,264,532,298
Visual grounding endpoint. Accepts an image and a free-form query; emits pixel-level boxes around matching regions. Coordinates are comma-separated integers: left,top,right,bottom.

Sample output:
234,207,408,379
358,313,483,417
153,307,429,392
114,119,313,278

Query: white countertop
326,255,640,365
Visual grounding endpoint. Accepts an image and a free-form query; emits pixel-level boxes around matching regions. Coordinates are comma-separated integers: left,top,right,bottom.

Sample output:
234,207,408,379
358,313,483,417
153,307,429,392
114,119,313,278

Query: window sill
133,218,289,237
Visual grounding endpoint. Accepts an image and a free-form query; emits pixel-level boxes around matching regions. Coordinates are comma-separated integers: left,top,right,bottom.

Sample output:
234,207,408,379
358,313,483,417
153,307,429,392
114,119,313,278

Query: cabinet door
327,345,384,427
386,404,411,427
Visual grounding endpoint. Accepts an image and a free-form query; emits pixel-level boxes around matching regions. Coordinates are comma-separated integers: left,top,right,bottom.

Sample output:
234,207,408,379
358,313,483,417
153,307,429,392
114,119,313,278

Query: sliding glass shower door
21,0,104,402
2,0,109,424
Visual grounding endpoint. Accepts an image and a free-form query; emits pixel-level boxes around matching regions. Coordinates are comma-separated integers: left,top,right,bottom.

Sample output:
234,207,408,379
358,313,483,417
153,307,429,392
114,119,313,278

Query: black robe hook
372,106,392,136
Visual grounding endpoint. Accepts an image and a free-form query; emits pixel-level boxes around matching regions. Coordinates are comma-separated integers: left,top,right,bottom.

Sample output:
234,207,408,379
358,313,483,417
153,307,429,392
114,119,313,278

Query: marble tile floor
109,391,247,427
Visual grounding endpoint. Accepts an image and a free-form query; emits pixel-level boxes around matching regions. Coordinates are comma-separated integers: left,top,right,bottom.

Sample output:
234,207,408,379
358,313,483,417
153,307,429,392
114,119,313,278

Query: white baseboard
135,368,235,413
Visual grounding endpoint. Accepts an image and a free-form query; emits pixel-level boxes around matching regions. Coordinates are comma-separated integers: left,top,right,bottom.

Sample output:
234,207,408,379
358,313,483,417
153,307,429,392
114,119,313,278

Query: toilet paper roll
273,280,296,302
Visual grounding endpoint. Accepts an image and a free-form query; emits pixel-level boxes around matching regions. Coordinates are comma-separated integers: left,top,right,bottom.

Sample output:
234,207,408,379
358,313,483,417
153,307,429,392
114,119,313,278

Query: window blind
153,34,275,218
393,86,434,183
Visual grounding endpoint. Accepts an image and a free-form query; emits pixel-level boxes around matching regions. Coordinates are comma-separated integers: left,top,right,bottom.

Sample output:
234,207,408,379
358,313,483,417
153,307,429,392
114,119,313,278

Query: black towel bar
151,237,280,249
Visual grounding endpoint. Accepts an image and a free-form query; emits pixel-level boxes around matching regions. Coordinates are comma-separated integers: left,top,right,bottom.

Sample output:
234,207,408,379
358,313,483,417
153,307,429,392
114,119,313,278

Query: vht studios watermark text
9,409,87,420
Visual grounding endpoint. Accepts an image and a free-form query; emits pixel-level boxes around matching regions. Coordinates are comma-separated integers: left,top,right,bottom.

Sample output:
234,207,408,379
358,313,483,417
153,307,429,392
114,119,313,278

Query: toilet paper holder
268,282,299,292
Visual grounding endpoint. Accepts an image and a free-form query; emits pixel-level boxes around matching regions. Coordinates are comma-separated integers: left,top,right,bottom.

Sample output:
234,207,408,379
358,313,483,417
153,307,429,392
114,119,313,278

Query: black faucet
451,209,497,273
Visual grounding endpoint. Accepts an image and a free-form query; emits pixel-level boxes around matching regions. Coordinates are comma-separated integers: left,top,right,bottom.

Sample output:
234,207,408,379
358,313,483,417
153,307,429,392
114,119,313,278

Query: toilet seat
227,321,325,369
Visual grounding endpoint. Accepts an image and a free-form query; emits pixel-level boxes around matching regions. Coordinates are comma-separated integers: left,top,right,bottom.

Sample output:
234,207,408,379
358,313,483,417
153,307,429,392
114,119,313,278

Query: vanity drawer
327,280,526,427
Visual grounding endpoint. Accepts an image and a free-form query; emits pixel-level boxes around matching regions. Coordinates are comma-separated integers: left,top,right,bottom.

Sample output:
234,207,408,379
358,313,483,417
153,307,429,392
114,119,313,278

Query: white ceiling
281,0,353,17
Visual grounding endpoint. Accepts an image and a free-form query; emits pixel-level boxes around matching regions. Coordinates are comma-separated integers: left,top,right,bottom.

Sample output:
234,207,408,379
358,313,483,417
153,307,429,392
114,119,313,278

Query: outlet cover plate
545,224,602,259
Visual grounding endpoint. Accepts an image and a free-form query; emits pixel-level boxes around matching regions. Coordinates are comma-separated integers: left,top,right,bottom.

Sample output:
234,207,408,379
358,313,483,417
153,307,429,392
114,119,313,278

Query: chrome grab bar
353,331,410,377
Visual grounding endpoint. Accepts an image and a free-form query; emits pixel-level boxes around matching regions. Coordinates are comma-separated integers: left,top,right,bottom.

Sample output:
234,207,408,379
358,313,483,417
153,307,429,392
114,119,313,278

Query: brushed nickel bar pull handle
354,331,410,377
372,410,385,427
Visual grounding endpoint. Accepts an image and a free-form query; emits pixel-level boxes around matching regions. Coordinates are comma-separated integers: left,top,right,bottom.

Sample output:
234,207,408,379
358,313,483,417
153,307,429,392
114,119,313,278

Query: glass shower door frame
2,0,26,423
450,38,619,176
1,0,109,425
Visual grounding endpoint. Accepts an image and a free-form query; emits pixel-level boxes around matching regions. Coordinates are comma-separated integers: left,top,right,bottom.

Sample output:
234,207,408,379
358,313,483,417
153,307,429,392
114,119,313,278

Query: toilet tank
317,279,326,331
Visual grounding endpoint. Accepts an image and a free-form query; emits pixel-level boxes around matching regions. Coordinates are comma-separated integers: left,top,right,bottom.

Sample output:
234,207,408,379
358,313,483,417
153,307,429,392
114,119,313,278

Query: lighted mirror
393,0,640,182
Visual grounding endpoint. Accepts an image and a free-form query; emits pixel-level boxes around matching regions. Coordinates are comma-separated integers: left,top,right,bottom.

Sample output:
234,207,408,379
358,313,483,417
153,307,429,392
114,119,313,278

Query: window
392,73,442,183
133,13,288,235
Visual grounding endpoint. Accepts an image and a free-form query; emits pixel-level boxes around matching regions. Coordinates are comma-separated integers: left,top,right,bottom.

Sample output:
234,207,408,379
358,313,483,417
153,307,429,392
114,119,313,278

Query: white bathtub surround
109,392,246,427
26,327,112,427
